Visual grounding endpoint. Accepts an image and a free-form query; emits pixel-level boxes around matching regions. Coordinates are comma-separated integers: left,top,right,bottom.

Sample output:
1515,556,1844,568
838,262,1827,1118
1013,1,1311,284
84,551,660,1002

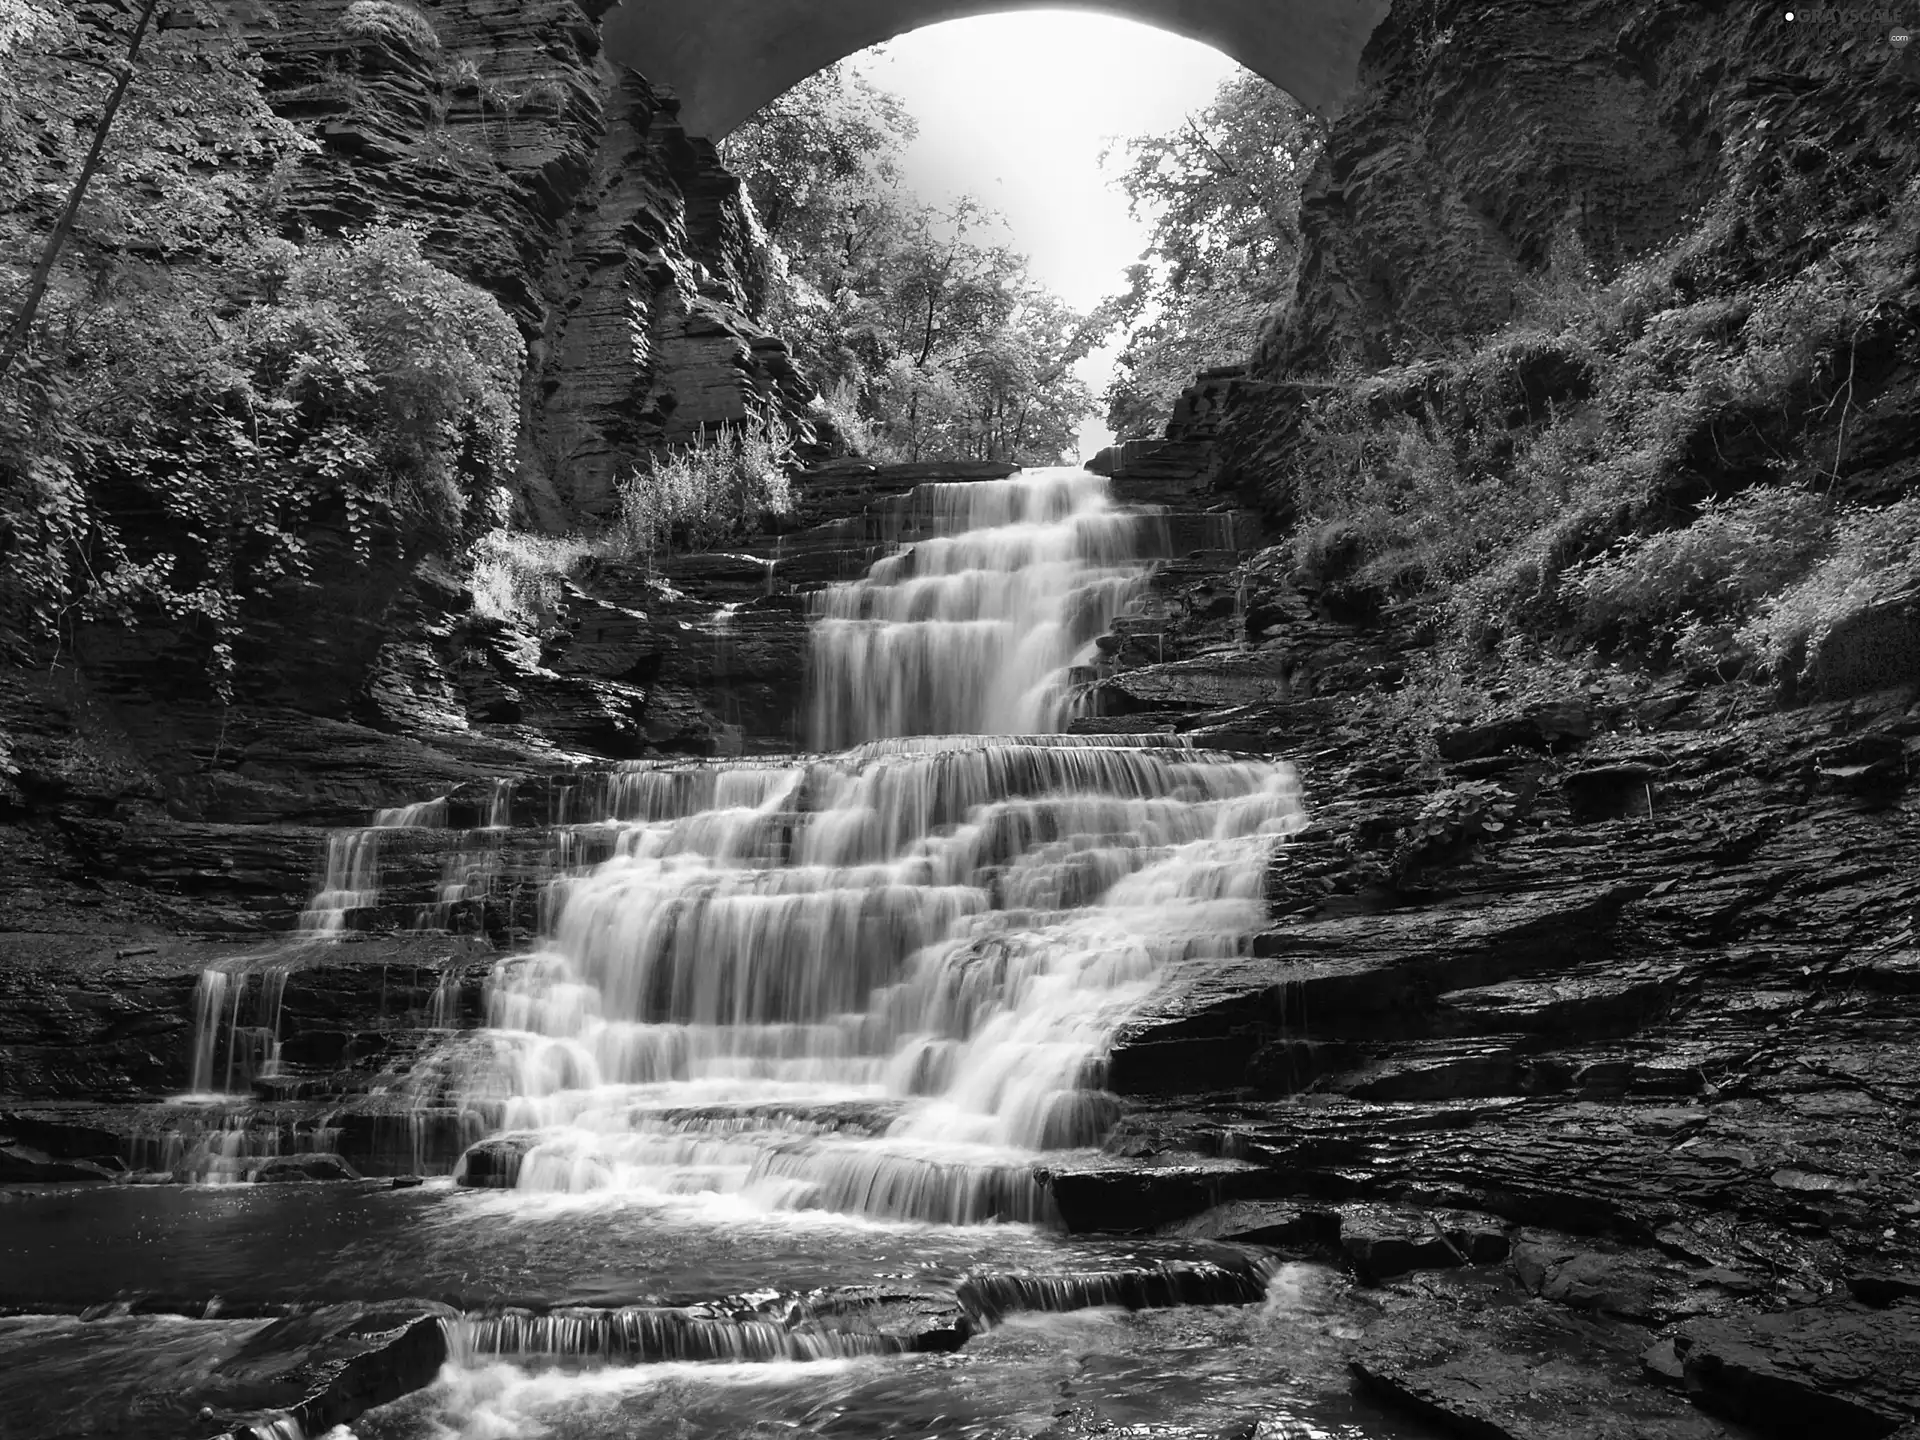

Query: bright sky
851,12,1242,457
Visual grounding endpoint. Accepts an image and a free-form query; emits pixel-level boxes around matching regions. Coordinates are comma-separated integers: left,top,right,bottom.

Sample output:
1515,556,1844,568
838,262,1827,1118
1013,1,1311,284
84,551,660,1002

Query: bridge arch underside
601,0,1392,141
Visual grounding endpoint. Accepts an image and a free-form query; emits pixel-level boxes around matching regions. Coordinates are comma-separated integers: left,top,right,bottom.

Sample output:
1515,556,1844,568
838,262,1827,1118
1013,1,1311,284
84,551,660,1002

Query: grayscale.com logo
1780,5,1920,56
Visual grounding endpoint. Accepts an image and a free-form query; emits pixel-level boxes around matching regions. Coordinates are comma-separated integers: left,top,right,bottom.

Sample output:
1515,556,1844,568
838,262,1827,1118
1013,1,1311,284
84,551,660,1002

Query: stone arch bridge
601,0,1393,139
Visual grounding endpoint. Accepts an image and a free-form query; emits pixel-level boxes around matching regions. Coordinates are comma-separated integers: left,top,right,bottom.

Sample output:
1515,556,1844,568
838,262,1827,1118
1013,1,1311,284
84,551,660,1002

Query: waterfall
299,798,448,937
178,798,453,1104
807,469,1166,747
446,468,1302,1224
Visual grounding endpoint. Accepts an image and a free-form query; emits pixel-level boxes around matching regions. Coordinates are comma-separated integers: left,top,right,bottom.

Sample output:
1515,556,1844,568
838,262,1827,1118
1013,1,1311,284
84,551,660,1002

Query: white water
808,469,1163,748
446,469,1302,1224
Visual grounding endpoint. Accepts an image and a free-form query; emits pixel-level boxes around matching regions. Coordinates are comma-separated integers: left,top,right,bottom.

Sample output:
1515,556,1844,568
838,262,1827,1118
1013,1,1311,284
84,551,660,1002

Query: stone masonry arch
601,0,1392,140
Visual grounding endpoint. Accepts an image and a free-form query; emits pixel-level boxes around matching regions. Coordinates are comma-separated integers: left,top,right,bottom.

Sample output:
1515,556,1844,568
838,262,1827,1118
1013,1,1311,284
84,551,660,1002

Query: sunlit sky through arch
840,12,1245,458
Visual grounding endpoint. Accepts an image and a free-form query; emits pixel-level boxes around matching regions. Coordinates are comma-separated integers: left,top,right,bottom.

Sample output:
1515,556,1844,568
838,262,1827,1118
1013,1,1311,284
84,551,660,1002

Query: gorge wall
262,0,816,530
1270,0,1919,373
5,5,1920,1435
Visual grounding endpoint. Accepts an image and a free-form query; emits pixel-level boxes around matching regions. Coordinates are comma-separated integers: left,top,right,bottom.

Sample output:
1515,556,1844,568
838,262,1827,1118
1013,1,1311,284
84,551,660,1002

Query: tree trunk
0,0,162,385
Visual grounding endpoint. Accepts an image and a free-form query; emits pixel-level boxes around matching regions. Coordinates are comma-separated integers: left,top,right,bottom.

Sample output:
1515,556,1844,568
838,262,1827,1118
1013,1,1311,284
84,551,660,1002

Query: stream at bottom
0,1182,1428,1440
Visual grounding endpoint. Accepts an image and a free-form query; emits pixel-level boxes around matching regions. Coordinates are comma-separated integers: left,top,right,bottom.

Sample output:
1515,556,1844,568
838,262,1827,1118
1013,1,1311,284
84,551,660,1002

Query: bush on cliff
464,418,799,635
0,227,523,692
1276,166,1920,689
613,419,797,564
1736,496,1920,682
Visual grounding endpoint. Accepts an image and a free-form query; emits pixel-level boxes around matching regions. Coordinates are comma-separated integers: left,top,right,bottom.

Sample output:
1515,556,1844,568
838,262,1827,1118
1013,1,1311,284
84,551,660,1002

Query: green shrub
1737,496,1920,678
1567,488,1834,639
0,228,523,693
613,418,797,564
468,531,592,630
270,226,524,551
812,380,900,462
1394,779,1516,874
339,1,439,52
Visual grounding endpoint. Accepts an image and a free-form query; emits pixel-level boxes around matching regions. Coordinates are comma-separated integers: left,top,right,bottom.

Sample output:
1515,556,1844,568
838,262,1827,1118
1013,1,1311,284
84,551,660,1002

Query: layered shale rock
257,0,815,524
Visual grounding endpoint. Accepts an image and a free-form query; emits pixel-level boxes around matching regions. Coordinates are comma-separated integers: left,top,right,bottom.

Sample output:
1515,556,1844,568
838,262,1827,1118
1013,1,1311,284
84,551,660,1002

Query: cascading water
0,469,1424,1440
447,468,1303,1225
807,469,1165,746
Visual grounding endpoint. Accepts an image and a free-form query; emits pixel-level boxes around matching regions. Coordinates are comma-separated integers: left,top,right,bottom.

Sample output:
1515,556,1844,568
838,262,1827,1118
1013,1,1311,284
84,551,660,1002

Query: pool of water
0,1183,1430,1440
2,1182,1139,1312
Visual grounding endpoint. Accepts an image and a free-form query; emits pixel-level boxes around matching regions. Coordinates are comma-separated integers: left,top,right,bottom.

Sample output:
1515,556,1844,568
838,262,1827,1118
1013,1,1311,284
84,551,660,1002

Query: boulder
1352,1275,1739,1440
454,1135,532,1189
1340,1205,1510,1282
253,1153,363,1184
1676,1304,1920,1437
206,1303,451,1439
0,1143,118,1183
1434,699,1594,762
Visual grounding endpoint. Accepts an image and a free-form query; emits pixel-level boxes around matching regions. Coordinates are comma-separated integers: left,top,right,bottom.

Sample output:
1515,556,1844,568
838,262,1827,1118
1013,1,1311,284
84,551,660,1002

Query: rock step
955,1251,1275,1325
459,1287,971,1363
1161,1199,1512,1284
202,1303,452,1440
1106,882,1648,1095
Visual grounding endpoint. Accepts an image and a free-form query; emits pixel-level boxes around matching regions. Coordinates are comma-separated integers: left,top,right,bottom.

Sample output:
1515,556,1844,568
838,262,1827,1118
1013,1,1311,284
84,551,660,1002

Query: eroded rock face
256,0,815,525
1264,0,1920,374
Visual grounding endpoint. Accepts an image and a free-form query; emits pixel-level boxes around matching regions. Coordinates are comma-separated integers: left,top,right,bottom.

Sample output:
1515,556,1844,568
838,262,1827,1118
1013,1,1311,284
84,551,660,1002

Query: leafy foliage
724,65,1107,465
1393,780,1516,875
1102,72,1325,438
1277,161,1920,690
1737,496,1920,680
613,419,798,564
0,227,524,693
338,1,439,52
1567,489,1833,642
0,1,310,265
468,530,592,631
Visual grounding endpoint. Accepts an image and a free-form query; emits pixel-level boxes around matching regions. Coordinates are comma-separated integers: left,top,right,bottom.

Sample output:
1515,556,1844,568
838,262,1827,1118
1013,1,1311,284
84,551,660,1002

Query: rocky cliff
257,0,817,528
5,3,1920,1436
1268,0,1920,374
0,0,833,893
1078,3,1920,1432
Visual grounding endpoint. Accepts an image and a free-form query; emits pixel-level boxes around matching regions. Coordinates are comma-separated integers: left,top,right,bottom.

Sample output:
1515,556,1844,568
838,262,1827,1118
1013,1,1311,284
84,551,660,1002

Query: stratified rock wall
1265,0,1917,373
257,0,814,529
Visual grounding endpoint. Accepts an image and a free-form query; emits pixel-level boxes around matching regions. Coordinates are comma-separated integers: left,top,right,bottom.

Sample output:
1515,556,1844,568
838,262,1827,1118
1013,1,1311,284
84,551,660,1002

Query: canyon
3,1,1920,1438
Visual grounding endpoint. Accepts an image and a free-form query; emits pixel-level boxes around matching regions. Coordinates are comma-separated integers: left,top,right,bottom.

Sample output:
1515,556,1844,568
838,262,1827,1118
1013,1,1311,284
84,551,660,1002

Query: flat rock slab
461,1287,972,1361
1108,883,1644,1093
1434,964,1689,1039
1097,652,1289,712
1353,1278,1744,1440
1040,1156,1288,1233
1341,1204,1509,1281
204,1302,451,1437
1163,1199,1337,1249
1677,1302,1920,1436
0,1304,450,1440
958,1249,1274,1325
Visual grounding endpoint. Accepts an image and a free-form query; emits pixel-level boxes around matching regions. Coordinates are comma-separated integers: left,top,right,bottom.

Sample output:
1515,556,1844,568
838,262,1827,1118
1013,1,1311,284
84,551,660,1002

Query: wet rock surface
1351,1273,1744,1440
1056,526,1920,1435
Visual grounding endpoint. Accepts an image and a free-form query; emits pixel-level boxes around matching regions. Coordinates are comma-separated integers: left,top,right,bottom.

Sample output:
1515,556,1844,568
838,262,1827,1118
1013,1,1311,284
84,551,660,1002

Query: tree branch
0,0,164,384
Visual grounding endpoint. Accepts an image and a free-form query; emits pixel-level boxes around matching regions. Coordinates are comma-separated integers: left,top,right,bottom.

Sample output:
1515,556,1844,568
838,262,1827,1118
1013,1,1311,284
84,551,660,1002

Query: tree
725,64,1114,466
0,1,309,378
719,61,915,252
1103,70,1325,438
